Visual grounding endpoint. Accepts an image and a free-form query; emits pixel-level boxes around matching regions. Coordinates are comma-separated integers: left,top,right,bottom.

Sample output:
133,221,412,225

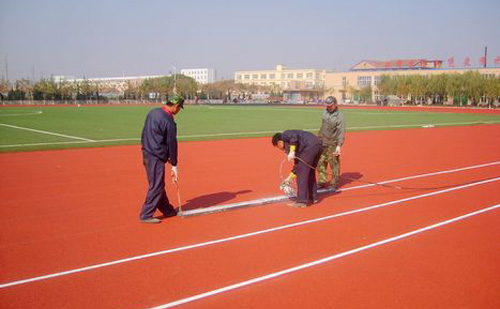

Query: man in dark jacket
140,95,184,224
272,130,323,208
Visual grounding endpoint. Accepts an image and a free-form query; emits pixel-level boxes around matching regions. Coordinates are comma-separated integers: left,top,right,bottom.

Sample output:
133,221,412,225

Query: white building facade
180,68,216,84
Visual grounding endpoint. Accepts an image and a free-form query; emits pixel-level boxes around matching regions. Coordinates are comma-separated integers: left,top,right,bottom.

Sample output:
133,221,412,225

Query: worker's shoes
160,209,178,218
317,183,329,189
140,217,161,224
287,202,308,208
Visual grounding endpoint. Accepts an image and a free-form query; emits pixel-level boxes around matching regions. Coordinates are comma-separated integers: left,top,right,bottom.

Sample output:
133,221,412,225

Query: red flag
447,57,455,68
396,60,403,68
463,57,471,67
479,56,486,67
495,56,500,66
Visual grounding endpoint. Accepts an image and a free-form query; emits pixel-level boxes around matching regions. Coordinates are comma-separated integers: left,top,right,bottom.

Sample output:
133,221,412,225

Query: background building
324,59,500,103
235,64,330,101
180,68,216,84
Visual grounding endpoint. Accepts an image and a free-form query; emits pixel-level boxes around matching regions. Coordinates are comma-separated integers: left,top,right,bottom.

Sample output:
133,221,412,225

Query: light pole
172,65,177,93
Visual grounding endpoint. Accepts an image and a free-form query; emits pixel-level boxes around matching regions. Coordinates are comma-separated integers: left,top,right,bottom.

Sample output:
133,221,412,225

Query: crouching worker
139,94,184,224
272,130,323,208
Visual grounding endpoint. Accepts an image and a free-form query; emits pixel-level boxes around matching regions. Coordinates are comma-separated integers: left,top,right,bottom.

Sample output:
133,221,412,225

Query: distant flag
447,56,455,68
396,60,403,68
463,57,471,67
479,56,487,67
384,61,391,69
495,56,500,66
421,60,428,67
408,60,415,67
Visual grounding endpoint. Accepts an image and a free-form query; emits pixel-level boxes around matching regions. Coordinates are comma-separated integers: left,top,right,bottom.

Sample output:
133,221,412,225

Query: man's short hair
272,133,282,146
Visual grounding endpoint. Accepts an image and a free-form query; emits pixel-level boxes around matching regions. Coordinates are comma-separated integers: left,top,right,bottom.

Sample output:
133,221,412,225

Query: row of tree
2,71,499,105
0,74,276,102
376,71,500,105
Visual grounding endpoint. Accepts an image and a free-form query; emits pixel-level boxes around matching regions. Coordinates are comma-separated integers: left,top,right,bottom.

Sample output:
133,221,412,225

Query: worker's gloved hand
280,172,296,189
287,151,295,161
171,166,179,183
335,145,341,156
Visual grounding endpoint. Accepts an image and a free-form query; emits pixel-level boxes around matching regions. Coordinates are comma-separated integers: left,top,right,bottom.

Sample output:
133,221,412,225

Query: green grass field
1,105,499,152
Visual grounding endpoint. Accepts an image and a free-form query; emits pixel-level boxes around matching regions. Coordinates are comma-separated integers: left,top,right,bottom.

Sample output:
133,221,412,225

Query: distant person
272,130,323,208
317,96,346,189
139,94,184,224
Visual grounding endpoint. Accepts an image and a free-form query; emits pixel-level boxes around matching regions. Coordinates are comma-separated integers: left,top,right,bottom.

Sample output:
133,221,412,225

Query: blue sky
1,0,499,80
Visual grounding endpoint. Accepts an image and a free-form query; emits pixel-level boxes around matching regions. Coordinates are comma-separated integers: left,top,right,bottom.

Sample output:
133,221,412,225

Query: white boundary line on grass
150,203,500,309
0,123,95,142
1,174,499,289
0,111,43,117
1,121,499,148
205,106,430,115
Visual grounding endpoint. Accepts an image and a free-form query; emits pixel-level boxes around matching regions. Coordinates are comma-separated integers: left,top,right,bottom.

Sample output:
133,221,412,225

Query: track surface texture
1,124,500,308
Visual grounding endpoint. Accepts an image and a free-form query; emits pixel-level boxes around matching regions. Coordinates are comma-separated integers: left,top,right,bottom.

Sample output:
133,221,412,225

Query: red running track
1,124,499,308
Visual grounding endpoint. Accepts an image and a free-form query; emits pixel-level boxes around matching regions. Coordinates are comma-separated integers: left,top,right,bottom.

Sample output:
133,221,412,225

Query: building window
306,72,313,78
252,74,258,79
261,74,267,79
236,75,242,80
342,77,347,87
374,76,381,85
244,75,250,80
287,73,294,79
357,76,372,86
269,74,275,79
297,73,303,78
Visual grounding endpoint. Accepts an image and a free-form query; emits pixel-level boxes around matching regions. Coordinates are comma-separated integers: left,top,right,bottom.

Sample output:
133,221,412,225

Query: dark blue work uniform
282,130,323,204
140,107,178,220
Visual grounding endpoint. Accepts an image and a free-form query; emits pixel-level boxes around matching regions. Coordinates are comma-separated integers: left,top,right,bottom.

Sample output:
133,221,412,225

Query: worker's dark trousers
140,154,175,220
295,143,323,204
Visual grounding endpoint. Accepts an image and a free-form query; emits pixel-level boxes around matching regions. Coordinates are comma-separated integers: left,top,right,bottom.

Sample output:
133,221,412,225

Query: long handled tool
174,181,182,213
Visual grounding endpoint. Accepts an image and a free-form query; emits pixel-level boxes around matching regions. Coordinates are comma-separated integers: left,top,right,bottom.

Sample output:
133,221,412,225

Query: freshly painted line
0,123,95,142
179,160,500,216
150,204,500,309
1,176,498,289
340,161,500,191
1,121,498,148
348,121,498,130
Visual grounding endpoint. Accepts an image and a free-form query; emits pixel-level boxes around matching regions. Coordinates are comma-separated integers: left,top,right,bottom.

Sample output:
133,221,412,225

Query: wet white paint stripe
1,175,498,289
180,160,500,216
0,123,95,142
150,204,500,309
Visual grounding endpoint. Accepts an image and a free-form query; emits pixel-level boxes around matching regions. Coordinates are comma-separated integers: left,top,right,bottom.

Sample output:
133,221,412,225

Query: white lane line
1,176,499,289
2,121,499,148
340,161,500,191
0,138,139,148
180,161,500,216
348,121,498,130
150,204,500,309
0,123,95,142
